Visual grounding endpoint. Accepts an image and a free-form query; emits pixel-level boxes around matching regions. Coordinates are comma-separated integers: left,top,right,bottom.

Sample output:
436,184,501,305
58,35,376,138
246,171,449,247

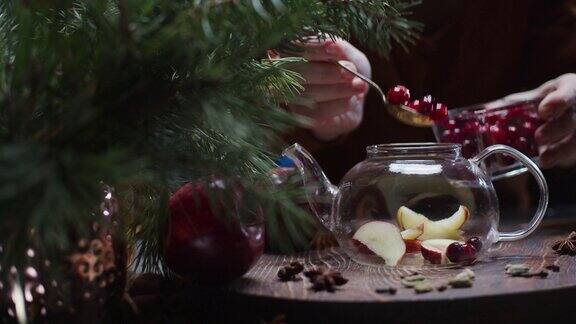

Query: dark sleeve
523,0,576,88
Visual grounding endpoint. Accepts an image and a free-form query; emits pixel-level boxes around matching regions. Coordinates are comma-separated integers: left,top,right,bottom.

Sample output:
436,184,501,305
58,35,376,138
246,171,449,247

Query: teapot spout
282,143,338,231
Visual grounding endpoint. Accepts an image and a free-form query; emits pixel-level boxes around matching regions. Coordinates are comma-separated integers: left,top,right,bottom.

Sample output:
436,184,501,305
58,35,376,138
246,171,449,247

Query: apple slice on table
420,239,460,265
353,221,406,266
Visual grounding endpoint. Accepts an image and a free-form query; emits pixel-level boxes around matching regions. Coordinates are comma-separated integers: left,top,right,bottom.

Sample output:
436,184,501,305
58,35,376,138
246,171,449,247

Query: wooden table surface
131,220,576,323
234,222,574,303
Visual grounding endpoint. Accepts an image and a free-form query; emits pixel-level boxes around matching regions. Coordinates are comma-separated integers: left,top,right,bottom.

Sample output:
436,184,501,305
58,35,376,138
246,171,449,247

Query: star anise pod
304,267,348,292
277,261,304,282
552,231,576,255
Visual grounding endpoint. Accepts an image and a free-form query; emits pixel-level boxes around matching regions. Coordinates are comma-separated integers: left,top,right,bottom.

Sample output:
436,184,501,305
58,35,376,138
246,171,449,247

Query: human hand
286,37,371,141
504,73,576,168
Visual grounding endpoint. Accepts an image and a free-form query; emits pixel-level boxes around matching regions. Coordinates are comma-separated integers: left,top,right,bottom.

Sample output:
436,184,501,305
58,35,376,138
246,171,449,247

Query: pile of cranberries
446,237,482,263
387,85,449,122
439,102,542,161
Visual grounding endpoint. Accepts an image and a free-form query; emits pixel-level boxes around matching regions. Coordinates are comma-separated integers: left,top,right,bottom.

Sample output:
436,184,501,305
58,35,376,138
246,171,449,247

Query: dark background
304,0,576,222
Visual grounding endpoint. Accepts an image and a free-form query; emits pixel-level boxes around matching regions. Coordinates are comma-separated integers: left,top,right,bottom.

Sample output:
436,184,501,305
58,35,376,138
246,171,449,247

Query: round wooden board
233,224,575,303
130,220,576,323
226,221,576,322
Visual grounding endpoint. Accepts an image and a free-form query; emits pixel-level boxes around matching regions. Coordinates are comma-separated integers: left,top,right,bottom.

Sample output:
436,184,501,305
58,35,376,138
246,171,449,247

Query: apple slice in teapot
397,205,469,240
352,221,406,266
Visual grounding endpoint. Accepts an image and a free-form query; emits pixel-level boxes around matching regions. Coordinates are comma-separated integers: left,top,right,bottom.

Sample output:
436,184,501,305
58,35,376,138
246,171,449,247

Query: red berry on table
446,242,477,263
430,103,449,122
387,85,411,105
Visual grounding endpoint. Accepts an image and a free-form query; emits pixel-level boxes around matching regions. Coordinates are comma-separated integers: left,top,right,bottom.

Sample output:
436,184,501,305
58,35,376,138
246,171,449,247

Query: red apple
164,181,265,284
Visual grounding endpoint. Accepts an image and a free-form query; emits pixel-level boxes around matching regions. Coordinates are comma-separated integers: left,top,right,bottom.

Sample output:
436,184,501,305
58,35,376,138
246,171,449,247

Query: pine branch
0,0,422,277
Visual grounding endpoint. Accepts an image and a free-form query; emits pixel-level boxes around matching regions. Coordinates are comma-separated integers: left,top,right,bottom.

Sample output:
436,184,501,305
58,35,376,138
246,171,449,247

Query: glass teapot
283,143,548,268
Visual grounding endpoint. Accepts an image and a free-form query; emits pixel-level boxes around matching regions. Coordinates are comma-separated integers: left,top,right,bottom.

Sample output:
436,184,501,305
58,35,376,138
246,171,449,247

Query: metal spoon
336,62,434,127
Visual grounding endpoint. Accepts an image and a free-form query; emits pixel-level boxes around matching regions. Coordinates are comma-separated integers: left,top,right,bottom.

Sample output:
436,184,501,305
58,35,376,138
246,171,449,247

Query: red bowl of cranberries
433,99,543,179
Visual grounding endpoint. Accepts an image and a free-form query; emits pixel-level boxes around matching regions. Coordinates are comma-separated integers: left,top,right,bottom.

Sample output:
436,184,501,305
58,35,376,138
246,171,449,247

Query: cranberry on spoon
336,61,439,127
386,84,450,126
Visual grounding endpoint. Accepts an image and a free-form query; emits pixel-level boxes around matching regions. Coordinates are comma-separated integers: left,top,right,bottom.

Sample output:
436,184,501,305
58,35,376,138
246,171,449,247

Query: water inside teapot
283,141,548,269
335,167,498,268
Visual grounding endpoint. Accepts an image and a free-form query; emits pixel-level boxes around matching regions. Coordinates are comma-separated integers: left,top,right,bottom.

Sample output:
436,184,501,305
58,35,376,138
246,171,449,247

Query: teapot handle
470,144,549,242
